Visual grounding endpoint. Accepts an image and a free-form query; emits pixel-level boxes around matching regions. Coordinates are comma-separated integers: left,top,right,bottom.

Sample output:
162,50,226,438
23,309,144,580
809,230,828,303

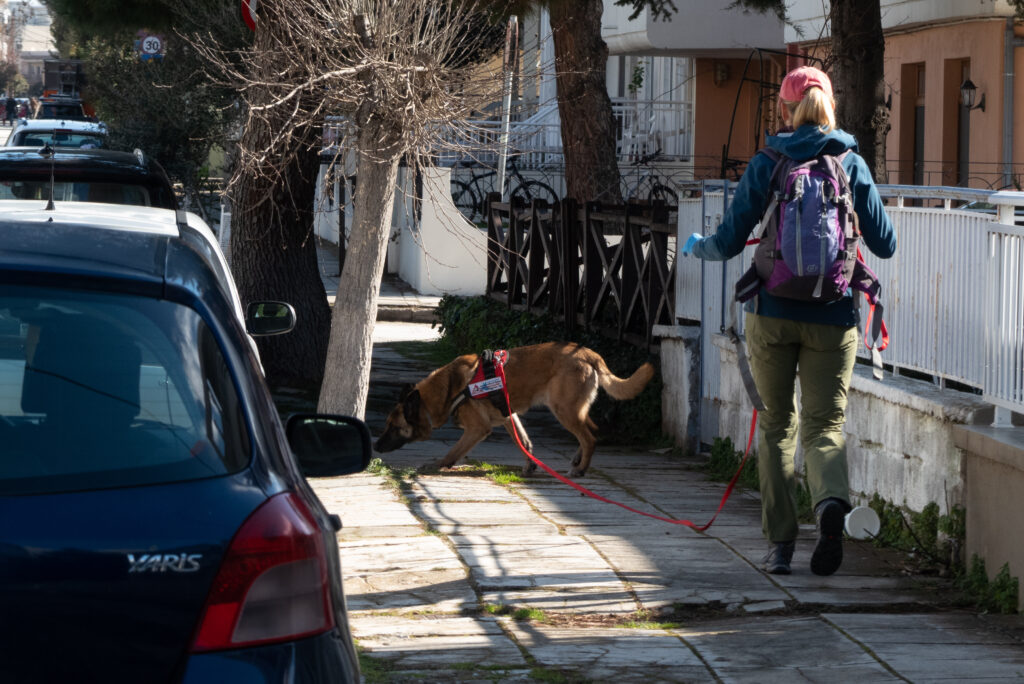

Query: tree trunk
831,0,889,182
548,0,623,204
230,114,330,390
317,121,401,419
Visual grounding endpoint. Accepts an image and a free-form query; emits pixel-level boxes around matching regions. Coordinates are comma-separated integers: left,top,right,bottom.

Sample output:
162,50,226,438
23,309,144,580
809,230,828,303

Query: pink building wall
883,18,1011,189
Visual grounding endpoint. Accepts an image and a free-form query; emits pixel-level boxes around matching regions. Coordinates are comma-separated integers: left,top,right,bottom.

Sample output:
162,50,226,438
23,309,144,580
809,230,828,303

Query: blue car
0,205,369,682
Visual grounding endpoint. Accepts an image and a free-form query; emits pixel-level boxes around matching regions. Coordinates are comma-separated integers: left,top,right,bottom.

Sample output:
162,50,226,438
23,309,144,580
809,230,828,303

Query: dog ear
398,383,414,401
402,388,421,424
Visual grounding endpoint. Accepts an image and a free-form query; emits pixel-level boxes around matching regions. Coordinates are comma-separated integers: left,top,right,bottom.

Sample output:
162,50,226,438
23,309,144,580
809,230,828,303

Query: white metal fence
673,182,1024,421
436,97,694,170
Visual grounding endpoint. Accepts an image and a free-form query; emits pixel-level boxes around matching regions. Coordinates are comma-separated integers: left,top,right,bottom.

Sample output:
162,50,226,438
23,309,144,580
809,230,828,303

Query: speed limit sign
141,35,162,55
137,33,165,61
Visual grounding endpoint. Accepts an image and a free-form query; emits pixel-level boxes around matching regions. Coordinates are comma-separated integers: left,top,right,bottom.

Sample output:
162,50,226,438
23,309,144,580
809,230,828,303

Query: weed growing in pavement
957,556,1020,614
356,648,396,683
528,667,591,684
703,436,759,491
470,460,524,485
702,438,816,522
621,618,682,630
868,495,1019,613
483,603,548,622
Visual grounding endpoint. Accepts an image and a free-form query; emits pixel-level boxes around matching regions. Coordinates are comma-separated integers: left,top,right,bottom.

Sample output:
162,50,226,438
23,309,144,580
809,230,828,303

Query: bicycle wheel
450,178,479,223
648,183,676,206
510,179,559,209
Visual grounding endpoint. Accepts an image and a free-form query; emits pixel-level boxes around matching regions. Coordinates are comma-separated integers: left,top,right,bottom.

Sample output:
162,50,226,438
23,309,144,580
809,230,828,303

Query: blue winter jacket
692,124,897,327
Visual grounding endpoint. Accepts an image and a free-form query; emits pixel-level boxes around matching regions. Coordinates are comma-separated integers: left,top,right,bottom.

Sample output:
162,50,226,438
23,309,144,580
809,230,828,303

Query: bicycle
624,149,676,205
450,157,559,223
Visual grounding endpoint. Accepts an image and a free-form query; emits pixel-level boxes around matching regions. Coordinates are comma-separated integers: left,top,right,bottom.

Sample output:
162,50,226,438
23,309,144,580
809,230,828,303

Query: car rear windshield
39,104,85,119
0,285,252,495
0,180,153,206
13,131,105,149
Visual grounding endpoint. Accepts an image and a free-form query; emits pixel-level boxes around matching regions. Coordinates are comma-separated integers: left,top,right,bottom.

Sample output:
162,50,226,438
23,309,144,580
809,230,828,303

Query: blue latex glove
682,232,704,256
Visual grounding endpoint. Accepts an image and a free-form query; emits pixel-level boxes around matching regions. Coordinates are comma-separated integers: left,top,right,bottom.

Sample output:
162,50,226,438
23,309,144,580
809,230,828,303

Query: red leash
500,380,758,531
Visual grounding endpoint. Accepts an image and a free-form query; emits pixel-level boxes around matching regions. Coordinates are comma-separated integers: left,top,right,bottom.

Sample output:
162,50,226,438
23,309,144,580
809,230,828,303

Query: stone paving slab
503,621,715,683
409,500,560,534
826,613,1024,681
406,478,523,502
340,536,463,573
480,587,639,614
673,615,894,680
345,567,476,613
350,615,527,668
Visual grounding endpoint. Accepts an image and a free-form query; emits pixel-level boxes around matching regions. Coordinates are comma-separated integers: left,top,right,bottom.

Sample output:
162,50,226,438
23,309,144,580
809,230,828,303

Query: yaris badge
127,553,202,573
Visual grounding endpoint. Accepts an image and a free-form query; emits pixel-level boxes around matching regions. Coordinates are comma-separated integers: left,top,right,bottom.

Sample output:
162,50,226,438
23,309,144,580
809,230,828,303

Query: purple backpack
736,148,879,304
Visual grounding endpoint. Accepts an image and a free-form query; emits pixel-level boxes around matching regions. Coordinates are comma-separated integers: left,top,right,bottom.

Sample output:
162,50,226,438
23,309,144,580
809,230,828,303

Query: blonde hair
784,86,836,133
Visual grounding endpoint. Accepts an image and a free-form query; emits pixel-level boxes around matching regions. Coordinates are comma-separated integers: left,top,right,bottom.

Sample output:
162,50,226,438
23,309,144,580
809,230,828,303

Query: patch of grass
528,667,591,684
472,460,524,485
357,649,396,684
621,619,682,630
483,603,548,622
703,437,759,491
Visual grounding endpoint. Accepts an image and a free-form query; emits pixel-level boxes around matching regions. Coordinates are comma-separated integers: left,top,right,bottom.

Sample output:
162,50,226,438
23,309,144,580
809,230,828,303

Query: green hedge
433,294,663,445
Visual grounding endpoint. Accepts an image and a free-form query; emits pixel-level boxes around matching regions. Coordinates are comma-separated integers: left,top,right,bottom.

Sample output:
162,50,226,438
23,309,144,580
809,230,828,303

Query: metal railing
674,182,1024,421
435,97,694,169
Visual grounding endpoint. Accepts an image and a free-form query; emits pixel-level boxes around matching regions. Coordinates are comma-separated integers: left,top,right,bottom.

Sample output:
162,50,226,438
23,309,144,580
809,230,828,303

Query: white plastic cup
844,505,881,540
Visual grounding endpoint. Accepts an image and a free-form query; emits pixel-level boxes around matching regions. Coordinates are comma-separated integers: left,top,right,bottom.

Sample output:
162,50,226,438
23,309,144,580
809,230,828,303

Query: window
0,285,251,494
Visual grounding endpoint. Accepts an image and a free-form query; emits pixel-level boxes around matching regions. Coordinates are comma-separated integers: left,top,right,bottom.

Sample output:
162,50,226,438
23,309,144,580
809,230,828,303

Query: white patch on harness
468,376,505,397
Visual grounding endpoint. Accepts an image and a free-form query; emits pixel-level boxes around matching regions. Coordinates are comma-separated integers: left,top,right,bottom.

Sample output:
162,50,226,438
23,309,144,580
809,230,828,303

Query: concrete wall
954,425,1024,612
658,327,994,515
395,167,486,297
314,164,486,298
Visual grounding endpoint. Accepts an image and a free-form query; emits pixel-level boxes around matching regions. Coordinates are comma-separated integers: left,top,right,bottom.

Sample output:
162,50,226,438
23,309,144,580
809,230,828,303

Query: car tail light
190,493,335,652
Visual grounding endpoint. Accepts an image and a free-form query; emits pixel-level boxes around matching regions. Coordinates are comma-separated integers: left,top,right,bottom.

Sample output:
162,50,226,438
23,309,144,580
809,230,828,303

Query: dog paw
522,463,537,476
570,453,582,467
568,467,586,478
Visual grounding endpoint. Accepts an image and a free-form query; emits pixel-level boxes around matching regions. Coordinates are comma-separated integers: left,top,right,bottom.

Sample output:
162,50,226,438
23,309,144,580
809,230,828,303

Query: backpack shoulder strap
755,147,788,233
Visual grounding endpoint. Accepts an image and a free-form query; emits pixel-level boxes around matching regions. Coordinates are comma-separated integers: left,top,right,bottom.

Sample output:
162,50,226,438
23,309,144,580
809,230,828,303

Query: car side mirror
285,414,373,477
245,301,296,336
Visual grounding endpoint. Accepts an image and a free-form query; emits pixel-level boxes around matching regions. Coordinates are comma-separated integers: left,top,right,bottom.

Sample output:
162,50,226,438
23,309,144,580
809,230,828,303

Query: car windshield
13,131,105,149
0,180,152,206
40,104,84,119
0,284,251,495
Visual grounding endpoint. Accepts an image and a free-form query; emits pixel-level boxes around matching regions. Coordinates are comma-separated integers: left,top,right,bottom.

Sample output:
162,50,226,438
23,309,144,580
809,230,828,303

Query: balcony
601,0,784,57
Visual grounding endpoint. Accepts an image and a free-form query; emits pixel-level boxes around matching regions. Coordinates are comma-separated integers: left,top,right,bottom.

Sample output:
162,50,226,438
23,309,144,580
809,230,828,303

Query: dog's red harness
451,350,511,417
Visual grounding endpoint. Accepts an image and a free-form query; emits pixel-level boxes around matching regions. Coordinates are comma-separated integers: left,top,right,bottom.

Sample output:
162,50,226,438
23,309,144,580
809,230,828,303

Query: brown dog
374,342,655,477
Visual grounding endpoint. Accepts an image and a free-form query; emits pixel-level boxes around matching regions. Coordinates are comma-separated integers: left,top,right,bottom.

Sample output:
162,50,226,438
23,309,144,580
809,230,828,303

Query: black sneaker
762,541,795,575
811,499,845,576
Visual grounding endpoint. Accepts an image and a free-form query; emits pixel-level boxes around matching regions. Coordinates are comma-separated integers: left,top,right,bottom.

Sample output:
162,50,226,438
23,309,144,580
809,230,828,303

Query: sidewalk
309,316,1024,682
316,238,441,323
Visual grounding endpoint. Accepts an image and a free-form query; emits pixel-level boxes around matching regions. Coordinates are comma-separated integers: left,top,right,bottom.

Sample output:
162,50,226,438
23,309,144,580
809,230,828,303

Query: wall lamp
960,79,985,112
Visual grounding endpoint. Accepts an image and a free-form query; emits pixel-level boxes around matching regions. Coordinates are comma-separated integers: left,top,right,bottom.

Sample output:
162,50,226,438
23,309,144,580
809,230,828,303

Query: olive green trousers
744,312,859,543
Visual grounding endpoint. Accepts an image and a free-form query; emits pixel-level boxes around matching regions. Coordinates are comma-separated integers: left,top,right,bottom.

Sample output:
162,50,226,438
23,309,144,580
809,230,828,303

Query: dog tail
597,360,655,400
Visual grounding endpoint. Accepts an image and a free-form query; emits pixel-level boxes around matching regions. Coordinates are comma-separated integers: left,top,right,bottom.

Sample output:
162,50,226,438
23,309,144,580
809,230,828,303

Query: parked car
7,118,108,148
0,146,177,209
34,95,90,121
0,205,371,682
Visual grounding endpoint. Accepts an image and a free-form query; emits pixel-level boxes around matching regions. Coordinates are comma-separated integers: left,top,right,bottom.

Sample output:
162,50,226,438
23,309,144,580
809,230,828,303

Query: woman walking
682,66,896,576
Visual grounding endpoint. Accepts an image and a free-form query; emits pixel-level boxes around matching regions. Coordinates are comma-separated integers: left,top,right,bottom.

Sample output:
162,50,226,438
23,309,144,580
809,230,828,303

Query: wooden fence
483,192,677,348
